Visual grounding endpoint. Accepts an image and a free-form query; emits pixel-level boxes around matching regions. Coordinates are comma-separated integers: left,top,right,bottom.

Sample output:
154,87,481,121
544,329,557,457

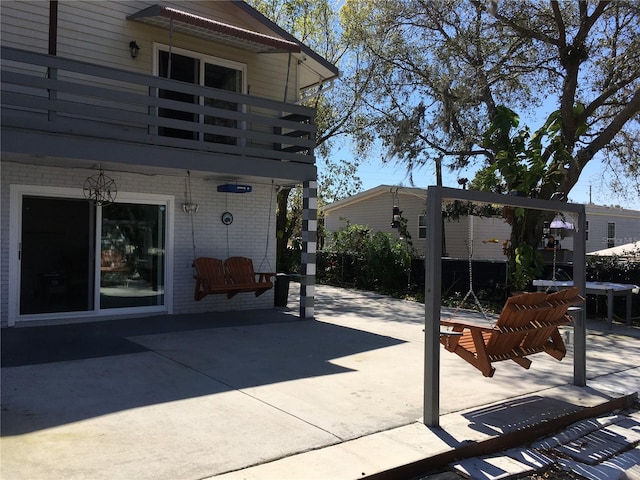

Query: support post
424,186,443,427
573,205,587,386
300,179,317,319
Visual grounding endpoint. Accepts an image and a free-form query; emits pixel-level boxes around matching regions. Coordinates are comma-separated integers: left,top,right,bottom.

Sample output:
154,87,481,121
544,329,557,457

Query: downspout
48,0,57,56
167,18,173,78
48,0,58,121
283,52,292,102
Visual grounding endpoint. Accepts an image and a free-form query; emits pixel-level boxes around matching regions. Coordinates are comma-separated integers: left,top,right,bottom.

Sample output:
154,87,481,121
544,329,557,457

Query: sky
324,57,640,209
346,150,640,210
330,126,640,212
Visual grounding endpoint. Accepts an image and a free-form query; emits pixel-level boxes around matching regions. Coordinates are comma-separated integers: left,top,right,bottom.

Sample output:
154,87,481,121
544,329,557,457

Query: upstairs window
156,46,246,145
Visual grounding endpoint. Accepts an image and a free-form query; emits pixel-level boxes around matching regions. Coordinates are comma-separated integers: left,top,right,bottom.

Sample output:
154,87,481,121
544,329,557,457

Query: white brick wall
1,160,277,326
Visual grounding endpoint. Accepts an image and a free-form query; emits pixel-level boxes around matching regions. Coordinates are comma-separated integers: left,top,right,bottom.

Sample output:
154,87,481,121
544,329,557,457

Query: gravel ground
525,464,587,479
419,402,640,480
419,464,588,479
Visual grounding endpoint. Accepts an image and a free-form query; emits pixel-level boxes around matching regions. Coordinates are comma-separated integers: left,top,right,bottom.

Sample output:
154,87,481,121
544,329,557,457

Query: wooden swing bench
193,257,275,301
440,287,583,377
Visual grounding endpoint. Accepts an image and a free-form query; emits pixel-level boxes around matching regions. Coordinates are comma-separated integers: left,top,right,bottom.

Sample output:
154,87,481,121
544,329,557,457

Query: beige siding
325,192,397,236
443,218,468,259
0,1,50,52
1,1,298,104
470,216,509,260
584,205,640,253
323,189,511,261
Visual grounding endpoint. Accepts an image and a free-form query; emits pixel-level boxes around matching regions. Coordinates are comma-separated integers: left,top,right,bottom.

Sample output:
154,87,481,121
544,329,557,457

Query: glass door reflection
100,203,165,309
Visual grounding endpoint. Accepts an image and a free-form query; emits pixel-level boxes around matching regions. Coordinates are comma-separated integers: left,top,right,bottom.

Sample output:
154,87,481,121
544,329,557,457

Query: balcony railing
0,46,316,165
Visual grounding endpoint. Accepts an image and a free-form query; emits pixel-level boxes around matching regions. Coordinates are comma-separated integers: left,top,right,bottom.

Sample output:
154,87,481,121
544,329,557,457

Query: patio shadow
1,310,406,435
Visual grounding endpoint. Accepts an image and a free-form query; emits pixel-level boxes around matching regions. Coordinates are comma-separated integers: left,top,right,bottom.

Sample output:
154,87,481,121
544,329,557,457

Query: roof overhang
128,5,301,54
322,185,428,213
231,1,339,90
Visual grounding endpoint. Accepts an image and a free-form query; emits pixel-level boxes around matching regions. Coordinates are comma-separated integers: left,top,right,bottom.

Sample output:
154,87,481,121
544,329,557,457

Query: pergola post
423,186,587,426
424,187,443,427
572,207,587,386
300,179,317,319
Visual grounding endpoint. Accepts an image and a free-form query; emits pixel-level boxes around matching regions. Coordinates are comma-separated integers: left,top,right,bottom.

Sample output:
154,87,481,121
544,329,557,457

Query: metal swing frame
424,186,586,427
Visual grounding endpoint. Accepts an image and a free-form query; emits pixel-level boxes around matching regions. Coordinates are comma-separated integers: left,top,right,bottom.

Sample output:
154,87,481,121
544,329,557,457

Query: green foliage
320,221,412,293
586,256,640,321
474,106,559,291
442,200,502,221
586,255,640,284
508,242,544,292
341,0,640,203
477,106,569,196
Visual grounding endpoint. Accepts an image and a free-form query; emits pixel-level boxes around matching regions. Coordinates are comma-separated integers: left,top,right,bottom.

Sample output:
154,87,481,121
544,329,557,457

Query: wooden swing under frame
440,287,583,377
423,186,587,427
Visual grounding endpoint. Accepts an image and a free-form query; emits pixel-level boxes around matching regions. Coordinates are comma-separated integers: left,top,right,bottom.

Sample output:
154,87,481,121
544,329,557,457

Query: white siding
1,160,277,327
324,187,640,262
584,205,640,253
323,189,511,261
0,1,50,53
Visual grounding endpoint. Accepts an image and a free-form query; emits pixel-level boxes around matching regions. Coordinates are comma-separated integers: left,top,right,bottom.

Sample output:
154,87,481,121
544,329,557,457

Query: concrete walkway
1,284,639,479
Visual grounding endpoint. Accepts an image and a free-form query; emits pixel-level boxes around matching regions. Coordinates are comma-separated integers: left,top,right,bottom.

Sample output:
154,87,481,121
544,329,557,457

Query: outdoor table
532,280,639,329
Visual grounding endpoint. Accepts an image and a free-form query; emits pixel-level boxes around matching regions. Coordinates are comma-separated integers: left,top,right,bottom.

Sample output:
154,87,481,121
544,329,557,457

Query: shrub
319,222,412,294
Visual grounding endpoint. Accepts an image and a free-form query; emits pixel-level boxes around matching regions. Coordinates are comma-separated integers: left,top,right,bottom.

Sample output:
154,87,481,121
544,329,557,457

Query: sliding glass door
14,187,171,322
100,203,166,309
20,196,94,315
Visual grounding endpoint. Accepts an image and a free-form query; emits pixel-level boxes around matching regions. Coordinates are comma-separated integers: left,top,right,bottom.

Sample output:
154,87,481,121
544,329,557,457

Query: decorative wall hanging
221,211,233,225
83,166,117,206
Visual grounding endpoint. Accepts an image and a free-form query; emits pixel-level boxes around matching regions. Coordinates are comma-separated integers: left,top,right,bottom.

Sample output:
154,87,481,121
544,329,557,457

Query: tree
249,0,373,271
342,0,640,205
342,0,640,286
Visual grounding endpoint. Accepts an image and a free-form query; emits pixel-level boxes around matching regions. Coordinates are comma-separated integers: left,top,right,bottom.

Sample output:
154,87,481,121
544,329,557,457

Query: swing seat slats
224,256,275,298
193,257,274,301
440,288,583,377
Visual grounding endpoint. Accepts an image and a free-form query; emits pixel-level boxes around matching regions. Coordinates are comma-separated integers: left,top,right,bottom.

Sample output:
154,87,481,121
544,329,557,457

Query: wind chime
83,165,117,206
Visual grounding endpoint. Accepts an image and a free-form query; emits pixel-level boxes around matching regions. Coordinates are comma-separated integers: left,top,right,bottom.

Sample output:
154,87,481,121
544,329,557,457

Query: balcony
1,47,316,180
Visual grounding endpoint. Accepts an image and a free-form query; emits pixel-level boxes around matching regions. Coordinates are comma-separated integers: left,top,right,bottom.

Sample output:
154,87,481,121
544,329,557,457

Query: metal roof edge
231,0,339,79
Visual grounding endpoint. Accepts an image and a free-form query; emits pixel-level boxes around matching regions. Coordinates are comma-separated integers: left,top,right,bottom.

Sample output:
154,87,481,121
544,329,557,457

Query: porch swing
439,211,583,377
188,174,275,301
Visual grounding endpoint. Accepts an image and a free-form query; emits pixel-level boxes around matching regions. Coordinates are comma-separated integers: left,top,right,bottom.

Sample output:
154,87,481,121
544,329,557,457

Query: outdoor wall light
129,41,140,59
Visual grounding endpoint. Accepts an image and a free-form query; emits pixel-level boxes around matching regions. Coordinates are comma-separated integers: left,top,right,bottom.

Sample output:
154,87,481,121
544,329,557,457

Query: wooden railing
0,46,315,164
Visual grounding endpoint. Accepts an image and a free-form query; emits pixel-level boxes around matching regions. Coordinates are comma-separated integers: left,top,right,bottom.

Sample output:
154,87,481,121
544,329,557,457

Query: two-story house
1,1,338,326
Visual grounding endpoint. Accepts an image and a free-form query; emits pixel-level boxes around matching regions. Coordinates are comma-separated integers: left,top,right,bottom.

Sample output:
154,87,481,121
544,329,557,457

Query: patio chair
440,287,583,377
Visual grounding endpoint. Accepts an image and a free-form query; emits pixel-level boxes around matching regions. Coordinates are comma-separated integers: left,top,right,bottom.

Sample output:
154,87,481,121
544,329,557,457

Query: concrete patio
1,284,639,479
